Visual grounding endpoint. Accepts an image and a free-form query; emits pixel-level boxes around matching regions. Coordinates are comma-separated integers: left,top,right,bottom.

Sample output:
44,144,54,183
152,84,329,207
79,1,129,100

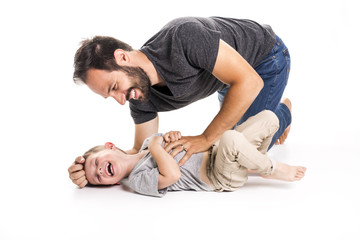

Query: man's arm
126,115,159,154
148,135,181,189
165,39,264,165
203,39,264,142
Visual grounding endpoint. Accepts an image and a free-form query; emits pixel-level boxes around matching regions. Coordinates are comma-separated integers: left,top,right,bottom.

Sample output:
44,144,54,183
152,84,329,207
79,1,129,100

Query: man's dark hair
73,36,133,83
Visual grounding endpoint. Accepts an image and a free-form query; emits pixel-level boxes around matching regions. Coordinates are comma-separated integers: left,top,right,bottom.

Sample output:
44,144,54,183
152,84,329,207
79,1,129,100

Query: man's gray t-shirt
121,134,211,197
130,16,276,124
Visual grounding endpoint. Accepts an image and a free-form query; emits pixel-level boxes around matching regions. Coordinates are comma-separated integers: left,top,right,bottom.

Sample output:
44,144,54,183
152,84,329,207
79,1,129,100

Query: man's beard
119,66,151,102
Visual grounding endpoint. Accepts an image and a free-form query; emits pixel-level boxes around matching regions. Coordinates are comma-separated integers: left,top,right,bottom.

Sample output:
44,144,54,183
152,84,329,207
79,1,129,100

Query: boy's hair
82,145,106,161
81,145,105,186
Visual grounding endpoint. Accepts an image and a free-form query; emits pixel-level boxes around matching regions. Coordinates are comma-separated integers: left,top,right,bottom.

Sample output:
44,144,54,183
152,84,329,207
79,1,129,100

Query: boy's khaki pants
207,110,280,191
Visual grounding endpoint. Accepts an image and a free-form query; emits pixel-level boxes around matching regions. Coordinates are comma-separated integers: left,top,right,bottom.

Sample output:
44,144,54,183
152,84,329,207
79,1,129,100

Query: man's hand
68,156,87,188
164,134,212,166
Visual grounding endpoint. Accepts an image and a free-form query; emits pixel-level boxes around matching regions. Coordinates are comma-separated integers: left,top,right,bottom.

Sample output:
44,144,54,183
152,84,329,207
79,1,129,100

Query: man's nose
98,167,103,175
111,92,126,105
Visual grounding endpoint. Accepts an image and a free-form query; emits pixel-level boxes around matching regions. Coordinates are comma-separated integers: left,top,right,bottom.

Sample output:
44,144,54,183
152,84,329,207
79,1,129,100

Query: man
68,16,292,188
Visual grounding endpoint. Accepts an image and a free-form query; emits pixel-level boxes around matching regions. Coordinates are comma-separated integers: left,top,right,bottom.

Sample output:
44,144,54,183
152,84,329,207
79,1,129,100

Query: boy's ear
105,142,115,150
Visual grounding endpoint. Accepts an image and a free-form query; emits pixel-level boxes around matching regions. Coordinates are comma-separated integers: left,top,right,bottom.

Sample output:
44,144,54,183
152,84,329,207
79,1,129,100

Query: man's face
84,148,124,185
86,66,151,105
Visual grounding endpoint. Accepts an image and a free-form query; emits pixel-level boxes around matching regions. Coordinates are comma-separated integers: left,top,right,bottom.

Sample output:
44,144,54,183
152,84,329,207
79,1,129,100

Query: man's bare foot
275,98,292,145
261,162,306,182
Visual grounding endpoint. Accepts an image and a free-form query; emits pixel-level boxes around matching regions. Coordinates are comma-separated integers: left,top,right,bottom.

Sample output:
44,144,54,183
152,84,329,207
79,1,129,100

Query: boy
78,102,306,197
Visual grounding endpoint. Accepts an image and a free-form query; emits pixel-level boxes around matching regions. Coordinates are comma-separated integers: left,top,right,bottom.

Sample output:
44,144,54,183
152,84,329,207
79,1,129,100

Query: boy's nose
98,167,103,175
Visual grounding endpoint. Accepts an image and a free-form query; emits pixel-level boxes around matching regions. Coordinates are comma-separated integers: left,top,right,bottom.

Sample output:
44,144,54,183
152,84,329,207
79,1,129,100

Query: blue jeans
218,35,291,150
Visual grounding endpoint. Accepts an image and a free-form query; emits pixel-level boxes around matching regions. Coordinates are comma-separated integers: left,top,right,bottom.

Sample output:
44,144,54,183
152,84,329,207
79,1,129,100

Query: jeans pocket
282,48,291,79
260,55,274,64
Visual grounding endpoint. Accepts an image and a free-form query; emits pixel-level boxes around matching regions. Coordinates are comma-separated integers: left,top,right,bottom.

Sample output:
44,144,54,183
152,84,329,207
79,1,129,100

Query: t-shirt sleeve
176,22,221,73
130,101,158,125
128,168,167,198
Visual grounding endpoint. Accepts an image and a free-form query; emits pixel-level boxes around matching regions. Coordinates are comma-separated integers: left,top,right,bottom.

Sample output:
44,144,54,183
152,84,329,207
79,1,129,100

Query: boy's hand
149,135,165,149
68,156,87,188
163,131,182,148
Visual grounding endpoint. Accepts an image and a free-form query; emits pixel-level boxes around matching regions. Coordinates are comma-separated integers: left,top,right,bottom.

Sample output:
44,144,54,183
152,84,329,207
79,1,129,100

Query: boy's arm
148,135,181,189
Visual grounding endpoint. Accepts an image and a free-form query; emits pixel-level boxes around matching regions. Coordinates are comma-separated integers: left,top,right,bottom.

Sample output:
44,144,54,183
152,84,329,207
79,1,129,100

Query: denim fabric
218,35,291,150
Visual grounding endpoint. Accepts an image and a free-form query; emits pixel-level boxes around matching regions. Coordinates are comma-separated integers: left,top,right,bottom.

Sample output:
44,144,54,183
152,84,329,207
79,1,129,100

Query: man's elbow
254,75,264,92
126,148,140,154
235,74,263,93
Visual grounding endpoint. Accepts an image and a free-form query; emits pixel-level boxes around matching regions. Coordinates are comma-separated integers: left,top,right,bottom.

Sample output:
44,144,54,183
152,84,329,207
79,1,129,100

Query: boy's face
84,144,124,185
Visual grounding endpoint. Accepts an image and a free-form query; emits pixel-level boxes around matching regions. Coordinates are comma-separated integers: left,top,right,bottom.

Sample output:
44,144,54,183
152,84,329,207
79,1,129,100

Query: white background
1,0,359,239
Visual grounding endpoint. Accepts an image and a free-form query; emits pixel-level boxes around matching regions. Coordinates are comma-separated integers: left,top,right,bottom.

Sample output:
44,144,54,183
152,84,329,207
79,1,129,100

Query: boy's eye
112,83,117,91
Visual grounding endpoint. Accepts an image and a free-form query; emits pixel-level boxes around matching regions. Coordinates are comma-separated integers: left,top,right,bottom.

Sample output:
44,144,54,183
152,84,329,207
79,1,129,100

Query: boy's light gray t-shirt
130,16,276,124
121,134,211,197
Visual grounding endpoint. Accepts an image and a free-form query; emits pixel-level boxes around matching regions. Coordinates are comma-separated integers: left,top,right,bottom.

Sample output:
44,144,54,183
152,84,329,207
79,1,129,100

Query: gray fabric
130,16,276,124
121,134,211,197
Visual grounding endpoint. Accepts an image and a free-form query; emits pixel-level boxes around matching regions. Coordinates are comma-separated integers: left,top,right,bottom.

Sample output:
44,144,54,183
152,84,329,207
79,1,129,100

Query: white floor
1,1,359,240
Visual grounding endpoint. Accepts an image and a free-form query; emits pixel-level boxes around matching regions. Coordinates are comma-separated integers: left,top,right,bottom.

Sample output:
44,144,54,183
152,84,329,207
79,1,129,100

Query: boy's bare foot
275,98,292,145
261,162,306,182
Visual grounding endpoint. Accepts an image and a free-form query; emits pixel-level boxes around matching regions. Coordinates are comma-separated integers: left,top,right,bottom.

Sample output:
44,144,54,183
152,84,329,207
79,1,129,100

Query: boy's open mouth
105,162,114,176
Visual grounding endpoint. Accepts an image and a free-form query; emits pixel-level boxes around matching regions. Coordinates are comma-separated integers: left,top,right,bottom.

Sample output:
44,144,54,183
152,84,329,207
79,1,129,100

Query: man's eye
97,175,101,182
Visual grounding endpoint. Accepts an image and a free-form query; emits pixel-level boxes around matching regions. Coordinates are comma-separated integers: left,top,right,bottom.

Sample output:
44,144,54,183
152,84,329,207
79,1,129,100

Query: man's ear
114,49,129,65
105,142,116,150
